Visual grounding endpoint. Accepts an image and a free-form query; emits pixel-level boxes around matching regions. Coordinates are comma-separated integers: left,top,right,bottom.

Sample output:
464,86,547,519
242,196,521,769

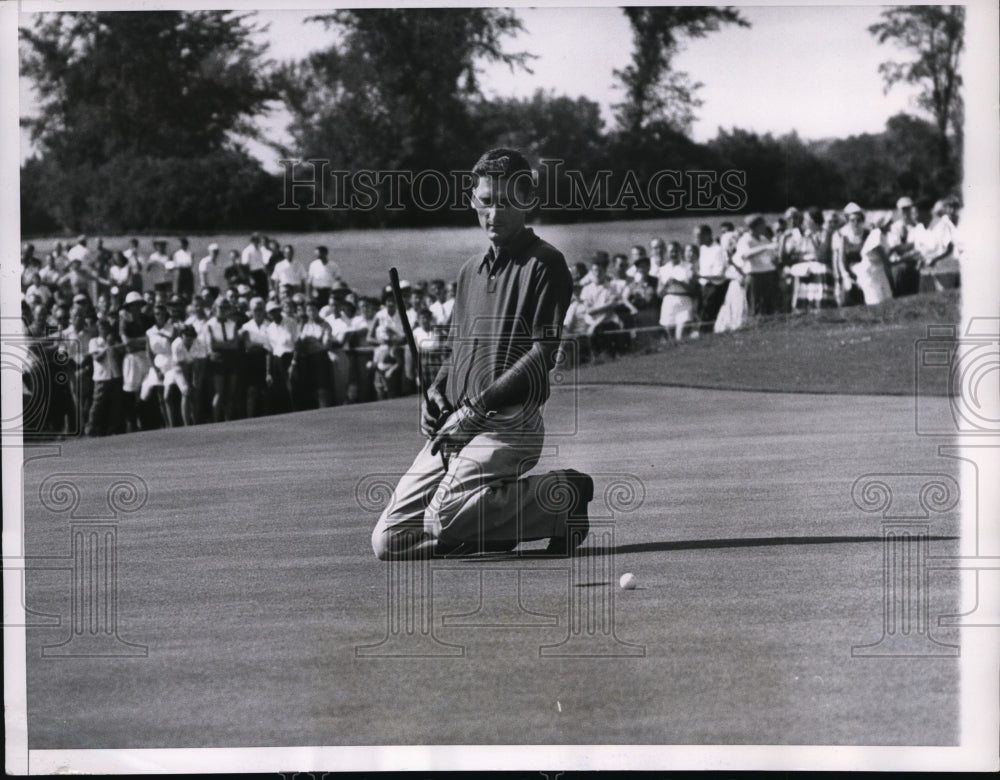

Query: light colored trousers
371,411,570,560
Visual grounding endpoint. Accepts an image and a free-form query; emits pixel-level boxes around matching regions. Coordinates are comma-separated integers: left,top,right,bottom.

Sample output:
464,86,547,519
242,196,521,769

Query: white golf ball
619,572,637,590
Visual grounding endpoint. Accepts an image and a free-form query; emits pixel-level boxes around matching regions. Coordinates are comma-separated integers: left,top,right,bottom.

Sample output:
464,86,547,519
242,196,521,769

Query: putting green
22,384,960,749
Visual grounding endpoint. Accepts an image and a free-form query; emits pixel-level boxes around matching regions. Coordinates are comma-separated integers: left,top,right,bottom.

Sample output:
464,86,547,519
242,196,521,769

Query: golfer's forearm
469,341,556,413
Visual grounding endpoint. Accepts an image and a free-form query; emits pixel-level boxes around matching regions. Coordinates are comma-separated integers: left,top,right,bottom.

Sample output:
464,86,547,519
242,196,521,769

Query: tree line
19,7,964,235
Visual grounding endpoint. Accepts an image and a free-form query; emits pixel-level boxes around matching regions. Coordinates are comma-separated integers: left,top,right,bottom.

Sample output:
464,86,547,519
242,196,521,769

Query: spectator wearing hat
206,298,242,422
831,202,869,306
165,325,202,426
852,216,894,305
142,304,175,428
241,233,269,298
240,297,271,418
657,241,700,340
86,318,124,436
172,238,195,299
733,214,781,318
199,243,225,300
307,245,341,308
883,196,927,297
119,291,151,433
295,299,333,409
145,240,173,296
265,300,295,413
923,198,960,270
270,244,308,303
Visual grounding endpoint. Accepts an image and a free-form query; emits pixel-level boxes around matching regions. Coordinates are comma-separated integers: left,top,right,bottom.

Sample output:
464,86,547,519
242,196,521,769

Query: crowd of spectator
19,195,961,438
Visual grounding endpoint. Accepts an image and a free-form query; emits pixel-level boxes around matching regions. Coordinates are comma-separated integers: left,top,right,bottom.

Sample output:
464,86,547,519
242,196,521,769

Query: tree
613,7,749,137
21,11,275,164
274,9,533,227
868,5,964,171
20,11,278,231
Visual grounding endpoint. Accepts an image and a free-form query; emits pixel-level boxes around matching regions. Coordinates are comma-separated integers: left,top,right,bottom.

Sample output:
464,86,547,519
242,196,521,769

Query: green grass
578,290,960,396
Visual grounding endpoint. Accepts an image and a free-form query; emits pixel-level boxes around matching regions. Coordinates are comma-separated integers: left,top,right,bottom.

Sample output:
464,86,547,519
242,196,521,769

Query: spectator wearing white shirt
143,304,175,427
265,300,296,413
172,237,195,298
324,298,354,405
884,196,926,297
184,300,211,422
426,279,449,327
240,297,271,417
854,219,894,305
734,214,780,317
270,244,308,302
580,253,626,358
307,245,341,307
657,241,700,340
198,243,224,301
144,240,172,296
241,233,269,298
694,225,731,332
562,279,591,366
85,318,124,436
166,325,203,426
66,235,91,268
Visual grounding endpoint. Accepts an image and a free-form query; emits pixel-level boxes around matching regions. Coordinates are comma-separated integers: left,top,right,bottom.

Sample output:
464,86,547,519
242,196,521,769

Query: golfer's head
471,148,534,247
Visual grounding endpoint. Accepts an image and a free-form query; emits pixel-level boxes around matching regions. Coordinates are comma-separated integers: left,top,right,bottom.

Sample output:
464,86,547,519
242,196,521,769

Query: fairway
21,383,961,751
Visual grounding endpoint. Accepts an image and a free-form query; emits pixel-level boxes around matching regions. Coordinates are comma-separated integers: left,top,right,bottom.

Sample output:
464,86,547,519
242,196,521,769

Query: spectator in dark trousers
86,318,124,436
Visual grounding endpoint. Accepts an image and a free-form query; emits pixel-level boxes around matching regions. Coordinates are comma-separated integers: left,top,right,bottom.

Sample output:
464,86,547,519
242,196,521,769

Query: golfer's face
472,176,527,247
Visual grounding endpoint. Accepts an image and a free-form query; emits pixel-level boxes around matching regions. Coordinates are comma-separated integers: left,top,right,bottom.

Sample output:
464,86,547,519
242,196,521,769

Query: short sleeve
530,256,572,342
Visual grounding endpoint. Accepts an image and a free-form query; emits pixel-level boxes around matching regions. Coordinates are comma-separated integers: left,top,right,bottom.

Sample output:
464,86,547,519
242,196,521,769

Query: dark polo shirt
444,227,571,412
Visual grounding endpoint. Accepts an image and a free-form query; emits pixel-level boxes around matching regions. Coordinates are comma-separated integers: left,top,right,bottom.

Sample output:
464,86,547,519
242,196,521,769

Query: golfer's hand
430,405,479,456
421,387,453,438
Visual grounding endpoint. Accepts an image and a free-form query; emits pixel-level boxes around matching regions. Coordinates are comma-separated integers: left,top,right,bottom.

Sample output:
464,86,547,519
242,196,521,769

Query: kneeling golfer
371,148,593,559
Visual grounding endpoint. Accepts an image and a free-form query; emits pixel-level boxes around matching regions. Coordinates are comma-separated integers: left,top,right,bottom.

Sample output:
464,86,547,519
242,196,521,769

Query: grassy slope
578,291,960,396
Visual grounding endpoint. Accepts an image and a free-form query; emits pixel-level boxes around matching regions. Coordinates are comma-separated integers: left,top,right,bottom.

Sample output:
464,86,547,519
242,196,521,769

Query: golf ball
619,572,637,590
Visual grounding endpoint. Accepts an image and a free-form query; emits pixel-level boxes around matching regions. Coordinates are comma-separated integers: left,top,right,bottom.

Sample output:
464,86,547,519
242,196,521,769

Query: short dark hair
472,147,533,198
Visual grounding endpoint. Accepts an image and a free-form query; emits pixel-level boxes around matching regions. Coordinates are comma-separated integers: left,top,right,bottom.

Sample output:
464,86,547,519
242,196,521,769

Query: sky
18,3,922,171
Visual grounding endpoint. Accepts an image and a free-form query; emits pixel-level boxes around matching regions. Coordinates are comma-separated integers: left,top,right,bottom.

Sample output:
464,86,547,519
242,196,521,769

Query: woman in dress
854,218,894,305
788,207,837,311
831,202,868,306
142,304,175,427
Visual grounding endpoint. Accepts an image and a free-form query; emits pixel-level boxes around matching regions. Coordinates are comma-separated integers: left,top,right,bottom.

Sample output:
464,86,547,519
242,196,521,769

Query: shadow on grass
509,534,958,559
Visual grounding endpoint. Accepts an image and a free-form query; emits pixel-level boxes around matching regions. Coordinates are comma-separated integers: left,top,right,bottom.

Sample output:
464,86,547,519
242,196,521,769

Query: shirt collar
479,228,538,274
